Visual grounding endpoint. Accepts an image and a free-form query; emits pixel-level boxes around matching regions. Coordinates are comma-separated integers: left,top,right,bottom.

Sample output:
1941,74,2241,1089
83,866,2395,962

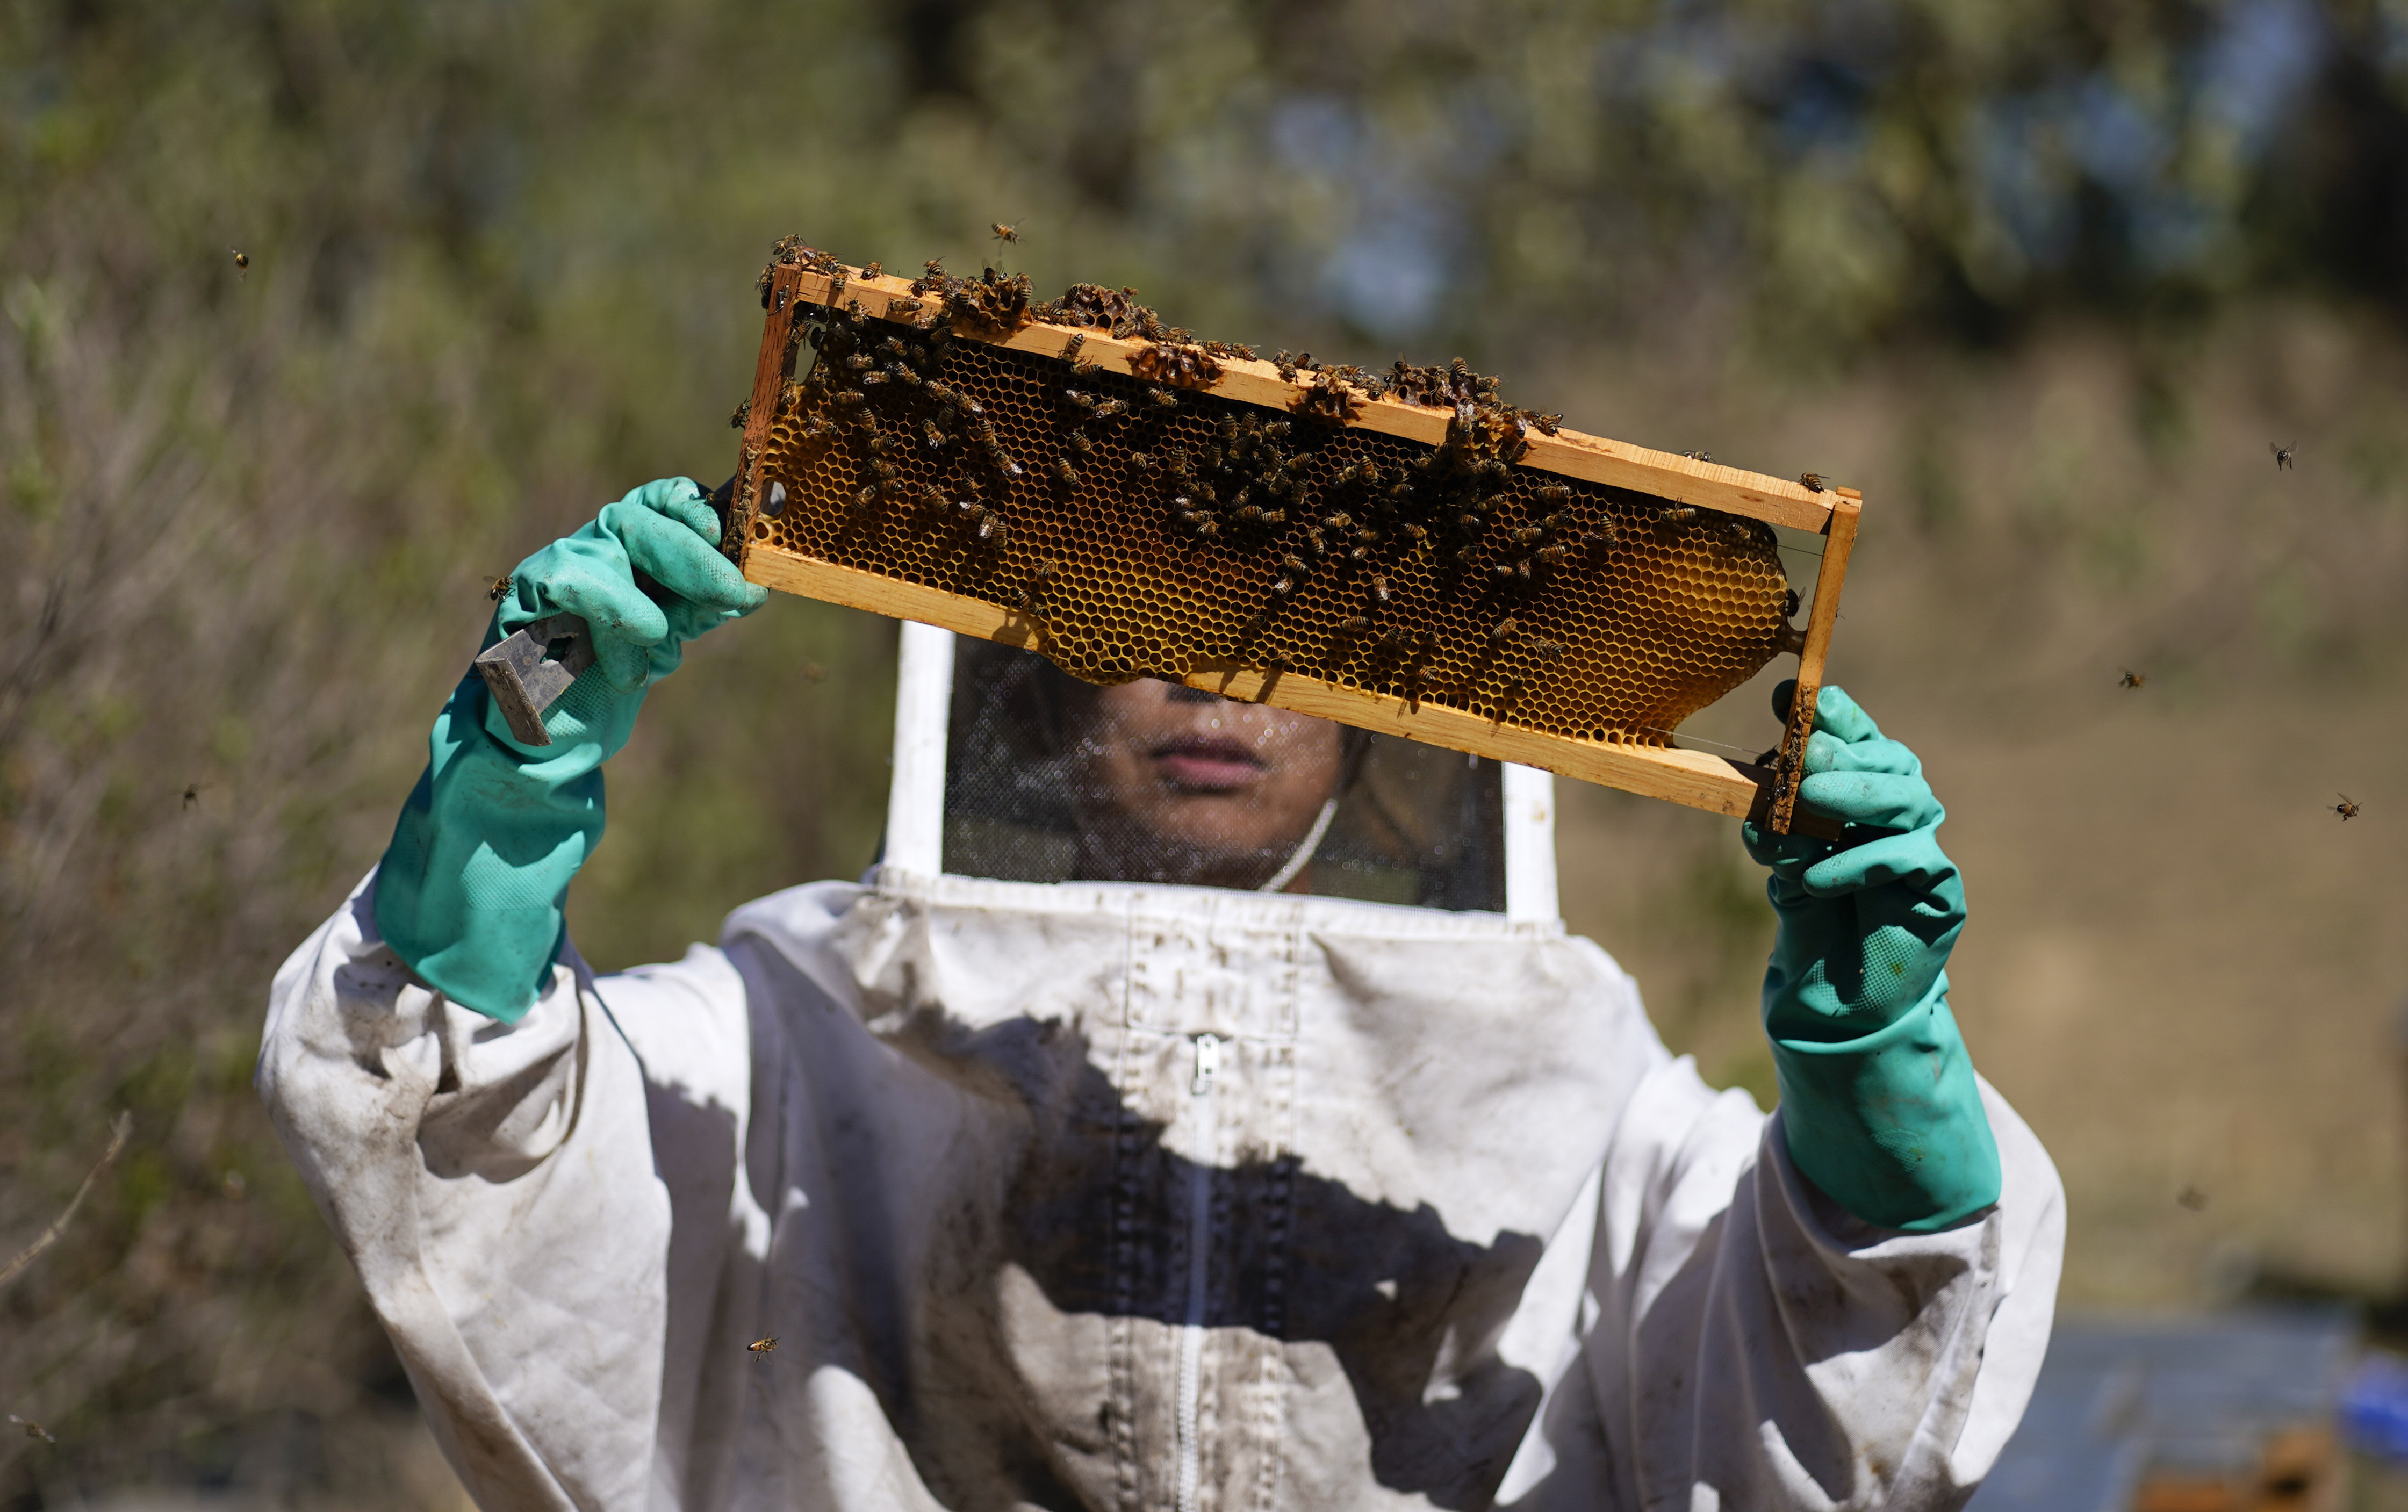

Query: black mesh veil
941,639,1505,910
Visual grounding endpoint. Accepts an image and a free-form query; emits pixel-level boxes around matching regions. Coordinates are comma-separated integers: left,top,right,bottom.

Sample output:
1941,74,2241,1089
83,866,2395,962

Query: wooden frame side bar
1766,489,1861,834
722,264,809,560
782,266,1840,533
744,546,1841,837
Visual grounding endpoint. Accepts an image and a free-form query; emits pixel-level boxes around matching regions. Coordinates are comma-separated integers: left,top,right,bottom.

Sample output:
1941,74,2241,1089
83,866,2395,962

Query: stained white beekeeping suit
259,479,2063,1511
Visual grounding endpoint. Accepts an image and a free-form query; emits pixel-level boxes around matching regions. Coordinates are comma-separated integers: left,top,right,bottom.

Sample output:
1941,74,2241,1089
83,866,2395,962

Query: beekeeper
260,478,2062,1511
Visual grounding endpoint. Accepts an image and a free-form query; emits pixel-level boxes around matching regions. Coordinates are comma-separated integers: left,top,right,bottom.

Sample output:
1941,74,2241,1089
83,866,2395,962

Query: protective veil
261,614,2064,1511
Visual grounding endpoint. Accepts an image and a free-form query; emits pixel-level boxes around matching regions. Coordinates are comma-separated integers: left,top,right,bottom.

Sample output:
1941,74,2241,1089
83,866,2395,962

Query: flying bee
488,574,513,602
749,1338,779,1361
2119,669,2146,689
182,782,205,810
2334,794,2362,820
11,1416,55,1445
2176,1186,2209,1211
991,221,1021,247
2270,441,2296,470
1799,472,1827,493
231,248,250,275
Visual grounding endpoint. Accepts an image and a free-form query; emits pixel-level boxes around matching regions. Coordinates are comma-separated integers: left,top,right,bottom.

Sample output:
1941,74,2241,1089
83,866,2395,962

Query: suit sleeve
256,870,765,1511
1581,1056,2063,1510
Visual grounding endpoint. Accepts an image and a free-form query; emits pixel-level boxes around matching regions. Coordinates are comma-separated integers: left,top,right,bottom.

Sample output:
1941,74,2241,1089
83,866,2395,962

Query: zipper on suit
1175,1033,1220,1512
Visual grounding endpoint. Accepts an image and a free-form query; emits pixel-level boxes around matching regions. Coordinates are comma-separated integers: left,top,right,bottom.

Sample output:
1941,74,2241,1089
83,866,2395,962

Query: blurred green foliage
4,0,2407,1498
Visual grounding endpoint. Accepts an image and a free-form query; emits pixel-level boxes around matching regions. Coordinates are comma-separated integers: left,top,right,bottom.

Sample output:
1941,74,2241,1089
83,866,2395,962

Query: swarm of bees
1127,340,1223,390
1292,369,1366,426
760,244,1806,733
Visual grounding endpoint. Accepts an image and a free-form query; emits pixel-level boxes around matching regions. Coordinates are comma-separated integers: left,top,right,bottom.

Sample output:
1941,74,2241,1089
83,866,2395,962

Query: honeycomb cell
755,309,1794,748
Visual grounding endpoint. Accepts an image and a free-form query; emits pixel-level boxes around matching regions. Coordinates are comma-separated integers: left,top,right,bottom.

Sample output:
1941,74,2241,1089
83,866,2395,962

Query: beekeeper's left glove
372,478,766,1021
1742,682,2001,1232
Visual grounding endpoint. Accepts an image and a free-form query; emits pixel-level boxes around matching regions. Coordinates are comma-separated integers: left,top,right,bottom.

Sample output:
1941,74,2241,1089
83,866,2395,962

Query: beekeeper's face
1073,679,1346,890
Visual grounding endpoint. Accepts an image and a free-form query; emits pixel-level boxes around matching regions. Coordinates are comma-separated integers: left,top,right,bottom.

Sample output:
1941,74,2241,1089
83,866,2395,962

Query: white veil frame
883,621,1560,921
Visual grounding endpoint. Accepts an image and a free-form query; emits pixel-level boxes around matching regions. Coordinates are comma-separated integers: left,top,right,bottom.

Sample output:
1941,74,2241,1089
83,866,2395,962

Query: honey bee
2333,794,2362,820
1784,588,1800,617
10,1415,55,1445
2176,1185,2208,1211
1661,505,1697,523
1680,449,1713,464
1531,639,1565,660
749,1337,779,1360
1534,414,1562,435
2270,442,2296,471
2119,669,2145,689
1799,472,1827,493
729,399,751,429
861,261,883,280
1091,398,1127,419
486,574,514,603
852,485,879,512
1053,458,1080,486
1339,616,1369,636
991,221,1022,246
1489,616,1518,642
231,248,249,275
979,515,1007,546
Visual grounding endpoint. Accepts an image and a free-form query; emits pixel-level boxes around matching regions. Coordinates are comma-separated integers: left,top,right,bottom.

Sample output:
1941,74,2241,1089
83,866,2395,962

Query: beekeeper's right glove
372,478,766,1022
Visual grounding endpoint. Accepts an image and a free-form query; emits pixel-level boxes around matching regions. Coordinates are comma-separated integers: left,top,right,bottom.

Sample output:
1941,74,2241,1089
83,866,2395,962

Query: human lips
1149,734,1264,790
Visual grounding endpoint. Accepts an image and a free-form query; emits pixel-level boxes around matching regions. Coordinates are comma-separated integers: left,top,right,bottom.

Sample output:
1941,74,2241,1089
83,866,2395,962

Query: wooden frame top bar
789,267,1842,533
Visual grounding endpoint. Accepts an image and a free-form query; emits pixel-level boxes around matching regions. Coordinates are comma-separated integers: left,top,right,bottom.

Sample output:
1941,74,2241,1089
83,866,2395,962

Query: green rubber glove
373,478,767,1021
1741,682,2001,1232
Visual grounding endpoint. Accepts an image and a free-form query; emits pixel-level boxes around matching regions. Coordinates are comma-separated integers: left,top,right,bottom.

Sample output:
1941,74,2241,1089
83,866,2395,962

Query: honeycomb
749,302,1794,747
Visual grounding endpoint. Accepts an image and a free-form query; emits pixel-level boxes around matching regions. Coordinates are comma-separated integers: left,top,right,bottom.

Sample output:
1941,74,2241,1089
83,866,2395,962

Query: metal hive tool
722,246,1860,836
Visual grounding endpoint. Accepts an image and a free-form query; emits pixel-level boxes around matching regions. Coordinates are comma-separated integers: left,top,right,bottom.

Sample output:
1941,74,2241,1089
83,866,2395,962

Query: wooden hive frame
724,260,1860,837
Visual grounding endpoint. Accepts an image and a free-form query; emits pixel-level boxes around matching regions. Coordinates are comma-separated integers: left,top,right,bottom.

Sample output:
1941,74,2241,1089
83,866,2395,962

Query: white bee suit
259,624,2063,1511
